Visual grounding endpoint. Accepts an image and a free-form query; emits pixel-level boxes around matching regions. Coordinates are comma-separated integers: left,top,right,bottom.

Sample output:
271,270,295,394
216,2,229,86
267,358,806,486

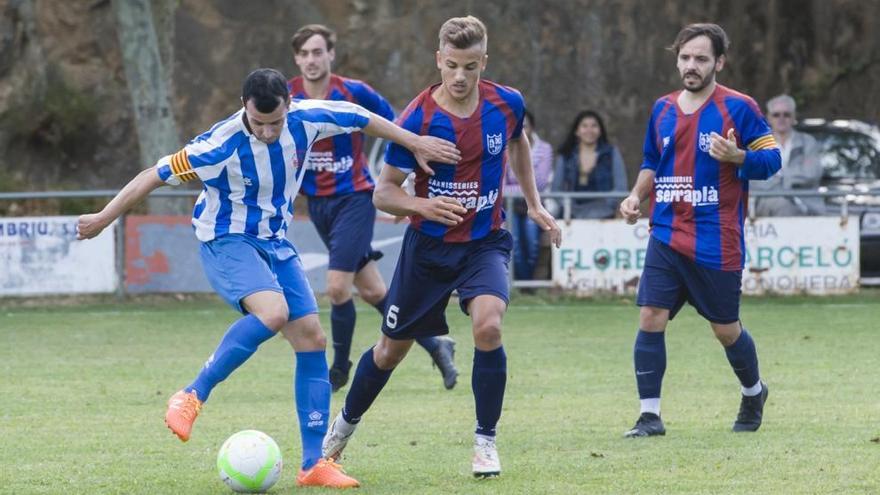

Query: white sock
639,398,661,416
475,433,495,445
742,381,763,397
334,411,357,435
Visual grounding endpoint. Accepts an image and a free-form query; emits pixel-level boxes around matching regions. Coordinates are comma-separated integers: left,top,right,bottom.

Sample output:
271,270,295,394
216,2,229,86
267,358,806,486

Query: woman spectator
553,110,627,219
504,109,553,280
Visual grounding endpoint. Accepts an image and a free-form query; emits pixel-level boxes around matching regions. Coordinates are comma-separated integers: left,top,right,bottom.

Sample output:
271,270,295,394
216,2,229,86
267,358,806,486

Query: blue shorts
200,234,318,320
637,236,742,324
307,191,379,273
381,227,513,339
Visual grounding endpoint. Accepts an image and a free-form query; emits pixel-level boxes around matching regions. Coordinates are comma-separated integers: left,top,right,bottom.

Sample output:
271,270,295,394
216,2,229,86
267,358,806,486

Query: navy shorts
200,234,318,320
381,227,513,339
636,236,742,324
307,191,379,273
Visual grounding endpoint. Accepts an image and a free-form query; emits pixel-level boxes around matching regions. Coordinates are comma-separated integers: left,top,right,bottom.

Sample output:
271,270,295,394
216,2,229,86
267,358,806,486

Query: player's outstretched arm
373,164,466,226
77,166,165,240
620,169,656,225
362,113,460,175
508,136,561,247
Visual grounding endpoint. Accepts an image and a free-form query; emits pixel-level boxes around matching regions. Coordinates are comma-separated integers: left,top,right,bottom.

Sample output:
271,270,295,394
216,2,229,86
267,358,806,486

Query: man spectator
752,94,825,216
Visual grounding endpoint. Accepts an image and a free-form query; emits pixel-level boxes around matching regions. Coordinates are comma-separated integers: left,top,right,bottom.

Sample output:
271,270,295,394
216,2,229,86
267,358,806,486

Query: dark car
797,118,880,283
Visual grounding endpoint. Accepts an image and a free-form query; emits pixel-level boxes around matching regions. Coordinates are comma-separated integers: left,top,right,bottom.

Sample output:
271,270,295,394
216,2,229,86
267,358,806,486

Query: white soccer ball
217,430,283,493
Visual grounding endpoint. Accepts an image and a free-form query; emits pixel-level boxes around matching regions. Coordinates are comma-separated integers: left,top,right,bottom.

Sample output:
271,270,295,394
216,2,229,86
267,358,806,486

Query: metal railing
0,188,875,291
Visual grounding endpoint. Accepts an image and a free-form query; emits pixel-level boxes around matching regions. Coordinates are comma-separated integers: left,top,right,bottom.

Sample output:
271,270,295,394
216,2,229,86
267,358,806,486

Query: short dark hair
291,24,336,53
669,23,730,58
558,110,609,157
241,68,289,113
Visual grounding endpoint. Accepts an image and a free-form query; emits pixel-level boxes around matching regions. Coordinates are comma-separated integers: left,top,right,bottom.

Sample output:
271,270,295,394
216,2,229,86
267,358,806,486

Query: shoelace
475,442,498,461
177,394,202,421
318,458,347,473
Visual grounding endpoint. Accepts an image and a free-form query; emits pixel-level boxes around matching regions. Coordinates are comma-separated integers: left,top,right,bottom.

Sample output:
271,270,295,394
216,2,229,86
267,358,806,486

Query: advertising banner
552,217,860,296
0,216,118,296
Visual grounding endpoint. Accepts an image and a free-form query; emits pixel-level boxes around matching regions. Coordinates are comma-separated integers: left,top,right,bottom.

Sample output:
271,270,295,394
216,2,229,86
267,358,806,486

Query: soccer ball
217,430,283,493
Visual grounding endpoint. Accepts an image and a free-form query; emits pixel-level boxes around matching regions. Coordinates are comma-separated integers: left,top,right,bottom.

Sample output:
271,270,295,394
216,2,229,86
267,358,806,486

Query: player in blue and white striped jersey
76,68,460,489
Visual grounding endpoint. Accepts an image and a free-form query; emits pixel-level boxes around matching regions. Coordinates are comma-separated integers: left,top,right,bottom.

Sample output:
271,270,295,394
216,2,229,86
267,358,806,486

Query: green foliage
1,295,878,494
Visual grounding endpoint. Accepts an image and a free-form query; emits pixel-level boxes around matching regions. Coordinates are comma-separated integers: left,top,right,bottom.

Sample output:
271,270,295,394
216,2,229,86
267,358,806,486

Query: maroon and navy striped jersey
385,80,525,243
289,74,395,197
642,84,781,271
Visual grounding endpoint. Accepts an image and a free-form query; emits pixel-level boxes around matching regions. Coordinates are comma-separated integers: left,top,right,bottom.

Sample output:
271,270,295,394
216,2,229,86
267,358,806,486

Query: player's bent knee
638,306,668,331
473,320,503,349
357,286,385,306
252,309,289,332
326,284,353,306
372,340,410,370
280,315,327,351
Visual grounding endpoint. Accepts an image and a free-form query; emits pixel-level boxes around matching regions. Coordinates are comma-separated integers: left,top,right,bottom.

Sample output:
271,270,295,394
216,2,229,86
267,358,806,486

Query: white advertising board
0,216,118,296
552,216,859,296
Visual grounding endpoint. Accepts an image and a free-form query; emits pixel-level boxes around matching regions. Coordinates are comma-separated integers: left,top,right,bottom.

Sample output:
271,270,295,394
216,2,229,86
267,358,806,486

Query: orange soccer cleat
296,458,360,488
164,389,202,442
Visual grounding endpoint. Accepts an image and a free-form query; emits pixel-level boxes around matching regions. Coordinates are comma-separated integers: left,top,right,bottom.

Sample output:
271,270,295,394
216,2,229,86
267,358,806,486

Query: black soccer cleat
329,360,352,393
732,381,769,432
623,412,666,438
430,336,459,390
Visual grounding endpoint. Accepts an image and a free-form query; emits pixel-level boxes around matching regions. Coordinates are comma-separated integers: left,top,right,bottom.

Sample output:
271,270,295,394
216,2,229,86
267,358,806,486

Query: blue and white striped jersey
155,99,371,242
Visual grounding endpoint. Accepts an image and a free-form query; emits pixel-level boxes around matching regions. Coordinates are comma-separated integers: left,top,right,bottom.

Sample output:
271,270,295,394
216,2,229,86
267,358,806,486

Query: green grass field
2,293,879,494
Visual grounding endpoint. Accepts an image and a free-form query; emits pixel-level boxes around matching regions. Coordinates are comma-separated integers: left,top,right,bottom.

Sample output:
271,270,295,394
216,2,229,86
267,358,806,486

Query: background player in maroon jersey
289,24,459,392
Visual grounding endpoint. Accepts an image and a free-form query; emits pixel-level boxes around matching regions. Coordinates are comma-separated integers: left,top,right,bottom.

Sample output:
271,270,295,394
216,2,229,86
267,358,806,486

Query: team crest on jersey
486,133,503,155
698,132,712,153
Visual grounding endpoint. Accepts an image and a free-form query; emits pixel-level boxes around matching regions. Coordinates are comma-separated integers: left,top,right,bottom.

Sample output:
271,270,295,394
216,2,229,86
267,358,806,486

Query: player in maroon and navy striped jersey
322,16,561,480
619,23,780,438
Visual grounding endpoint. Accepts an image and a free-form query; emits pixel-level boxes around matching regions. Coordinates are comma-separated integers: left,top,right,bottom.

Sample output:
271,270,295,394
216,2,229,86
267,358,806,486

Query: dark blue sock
342,347,393,424
634,330,666,399
416,336,439,353
294,351,330,470
186,314,275,402
371,295,388,315
330,299,356,370
724,328,761,388
472,346,507,437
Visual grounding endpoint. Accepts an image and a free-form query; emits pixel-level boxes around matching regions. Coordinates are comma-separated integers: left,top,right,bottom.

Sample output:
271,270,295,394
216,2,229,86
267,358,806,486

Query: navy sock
634,330,666,399
342,347,393,424
472,346,507,437
724,328,761,389
186,314,275,402
330,299,356,370
371,295,388,315
294,351,330,470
